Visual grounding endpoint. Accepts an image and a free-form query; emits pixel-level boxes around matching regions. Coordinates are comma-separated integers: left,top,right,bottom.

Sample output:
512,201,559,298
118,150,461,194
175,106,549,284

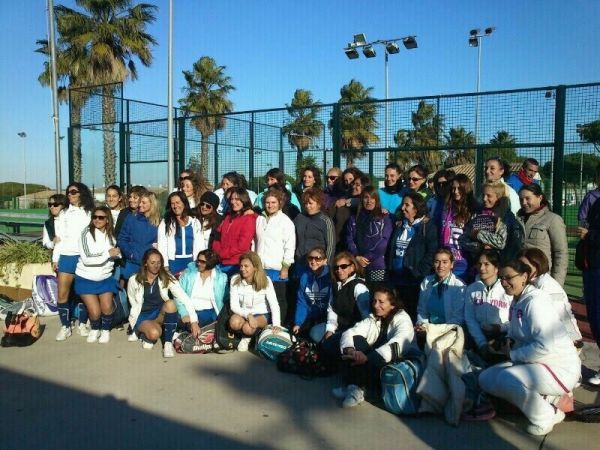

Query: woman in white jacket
479,259,581,436
127,249,200,358
333,287,415,408
74,207,121,344
157,192,204,276
255,188,296,322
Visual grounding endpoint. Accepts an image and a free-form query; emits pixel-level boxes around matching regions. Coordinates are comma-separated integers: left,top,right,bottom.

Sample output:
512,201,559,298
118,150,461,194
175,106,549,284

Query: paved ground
1,316,599,450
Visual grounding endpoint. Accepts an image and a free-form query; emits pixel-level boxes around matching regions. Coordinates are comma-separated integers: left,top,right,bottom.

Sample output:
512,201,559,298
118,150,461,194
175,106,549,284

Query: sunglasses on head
48,202,61,208
92,215,107,221
179,175,191,181
307,255,324,262
334,263,353,271
67,190,80,195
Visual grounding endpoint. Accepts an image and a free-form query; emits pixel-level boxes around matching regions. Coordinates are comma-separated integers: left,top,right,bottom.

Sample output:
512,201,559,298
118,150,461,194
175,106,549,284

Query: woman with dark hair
479,259,580,436
332,174,372,251
214,171,242,214
440,174,479,281
176,249,227,327
196,191,222,250
379,163,404,216
105,185,125,224
484,156,520,214
114,185,148,238
332,287,415,408
516,184,568,285
254,167,301,211
179,170,211,209
74,206,121,344
345,186,393,287
157,191,204,276
415,247,466,327
403,164,431,201
43,193,68,250
211,187,257,276
53,182,95,341
387,191,438,322
127,249,199,358
293,166,322,199
518,248,581,344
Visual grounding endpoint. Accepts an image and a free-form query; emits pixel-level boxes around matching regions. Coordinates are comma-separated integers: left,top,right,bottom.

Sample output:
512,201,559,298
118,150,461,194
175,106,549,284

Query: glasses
67,190,80,195
408,177,423,183
327,176,338,181
48,202,61,208
92,215,107,221
307,255,324,262
334,263,353,271
499,273,522,282
196,259,207,264
200,202,213,209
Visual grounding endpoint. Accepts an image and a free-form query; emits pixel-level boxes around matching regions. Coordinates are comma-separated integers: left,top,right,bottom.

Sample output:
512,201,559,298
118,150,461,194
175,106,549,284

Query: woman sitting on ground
332,287,415,408
43,193,69,250
127,249,200,358
479,259,581,436
228,251,282,352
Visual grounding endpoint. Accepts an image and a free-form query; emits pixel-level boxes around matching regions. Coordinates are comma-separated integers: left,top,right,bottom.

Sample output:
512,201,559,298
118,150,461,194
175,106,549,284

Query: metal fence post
214,129,219,187
177,117,186,176
249,112,255,191
119,121,126,189
474,145,484,198
67,126,73,184
279,129,284,172
332,104,341,168
553,85,566,215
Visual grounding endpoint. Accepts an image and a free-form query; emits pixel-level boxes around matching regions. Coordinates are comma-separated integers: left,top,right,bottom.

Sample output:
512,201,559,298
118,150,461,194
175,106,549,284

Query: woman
127,249,200,358
293,188,336,269
157,192,203,275
415,248,466,327
403,164,431,200
333,287,415,408
74,206,121,344
42,193,69,250
196,191,222,250
53,182,95,341
254,168,301,212
464,250,512,360
211,187,257,276
518,248,582,344
484,156,520,214
324,167,345,210
114,185,148,239
516,184,568,285
479,260,581,436
293,166,322,199
332,174,371,251
228,252,282,352
440,174,479,281
117,191,161,281
179,170,211,209
176,249,227,326
387,191,438,321
293,247,332,342
255,188,296,321
345,186,393,287
105,185,125,224
378,163,404,216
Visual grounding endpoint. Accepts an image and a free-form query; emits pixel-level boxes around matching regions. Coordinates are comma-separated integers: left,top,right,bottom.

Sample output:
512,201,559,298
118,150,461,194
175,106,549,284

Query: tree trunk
71,107,82,182
200,135,209,179
102,86,116,186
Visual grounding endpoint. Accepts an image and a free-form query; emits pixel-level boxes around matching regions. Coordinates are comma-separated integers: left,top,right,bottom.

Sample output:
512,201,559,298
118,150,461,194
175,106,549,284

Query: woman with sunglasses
292,247,332,341
479,259,581,436
176,249,227,327
402,164,432,201
157,192,204,276
73,206,121,344
114,185,148,239
196,191,222,250
53,182,95,341
118,192,161,281
105,185,126,225
43,194,69,250
127,249,200,358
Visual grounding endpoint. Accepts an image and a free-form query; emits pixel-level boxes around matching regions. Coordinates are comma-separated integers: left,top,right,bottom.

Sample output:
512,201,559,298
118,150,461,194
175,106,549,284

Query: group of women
42,160,600,436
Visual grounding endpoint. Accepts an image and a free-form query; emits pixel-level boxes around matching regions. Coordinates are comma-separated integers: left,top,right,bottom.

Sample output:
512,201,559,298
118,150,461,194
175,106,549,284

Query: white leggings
479,360,580,428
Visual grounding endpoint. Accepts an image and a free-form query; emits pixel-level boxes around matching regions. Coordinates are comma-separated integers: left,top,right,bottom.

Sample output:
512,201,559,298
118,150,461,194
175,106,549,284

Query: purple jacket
345,210,393,270
579,188,600,223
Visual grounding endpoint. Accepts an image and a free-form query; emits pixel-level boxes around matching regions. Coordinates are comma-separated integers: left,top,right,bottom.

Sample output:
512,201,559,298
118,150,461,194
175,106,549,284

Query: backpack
256,326,292,361
1,310,42,347
173,321,217,354
112,287,130,328
214,301,241,352
276,336,334,379
380,349,425,415
29,275,58,316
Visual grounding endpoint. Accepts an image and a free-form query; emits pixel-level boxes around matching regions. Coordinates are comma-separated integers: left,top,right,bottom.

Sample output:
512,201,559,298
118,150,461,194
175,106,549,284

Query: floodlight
344,47,359,59
468,36,479,47
469,29,480,36
402,36,417,49
353,33,367,45
385,42,400,54
363,45,376,58
484,27,495,35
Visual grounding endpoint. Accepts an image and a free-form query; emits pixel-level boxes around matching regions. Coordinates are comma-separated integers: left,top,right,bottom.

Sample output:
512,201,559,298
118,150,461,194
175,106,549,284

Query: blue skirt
74,275,119,296
58,255,79,274
121,261,141,280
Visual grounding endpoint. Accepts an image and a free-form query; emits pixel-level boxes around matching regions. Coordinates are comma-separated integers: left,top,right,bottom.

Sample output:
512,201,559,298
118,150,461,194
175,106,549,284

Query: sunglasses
48,202,61,208
327,176,338,181
92,215,107,221
408,177,423,182
196,259,207,264
334,263,353,271
307,255,324,262
67,190,80,195
499,273,522,282
200,202,213,209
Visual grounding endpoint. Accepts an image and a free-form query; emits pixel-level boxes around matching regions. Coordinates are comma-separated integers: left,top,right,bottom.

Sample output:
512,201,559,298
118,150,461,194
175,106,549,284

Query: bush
0,240,51,284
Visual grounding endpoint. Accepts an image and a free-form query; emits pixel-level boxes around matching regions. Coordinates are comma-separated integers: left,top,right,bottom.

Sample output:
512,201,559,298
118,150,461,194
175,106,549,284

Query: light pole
17,132,27,209
344,34,418,149
469,27,495,144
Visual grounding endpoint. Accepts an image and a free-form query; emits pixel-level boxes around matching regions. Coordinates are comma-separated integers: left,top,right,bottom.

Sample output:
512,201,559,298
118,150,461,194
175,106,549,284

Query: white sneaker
55,326,72,341
77,323,89,337
98,330,110,344
332,386,348,400
163,341,175,358
142,341,154,350
237,337,251,352
128,331,139,342
87,329,100,343
526,410,565,435
342,385,365,408
588,370,600,386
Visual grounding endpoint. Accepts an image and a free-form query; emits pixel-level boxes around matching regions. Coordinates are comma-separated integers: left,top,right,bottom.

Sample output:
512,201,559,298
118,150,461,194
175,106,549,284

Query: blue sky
1,0,599,189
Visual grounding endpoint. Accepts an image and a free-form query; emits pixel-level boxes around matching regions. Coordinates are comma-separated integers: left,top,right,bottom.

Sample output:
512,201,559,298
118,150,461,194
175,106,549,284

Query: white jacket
229,276,281,326
157,217,204,265
255,210,296,271
417,273,465,326
339,311,415,363
127,275,198,329
464,278,512,348
52,205,91,262
75,229,116,281
532,273,582,341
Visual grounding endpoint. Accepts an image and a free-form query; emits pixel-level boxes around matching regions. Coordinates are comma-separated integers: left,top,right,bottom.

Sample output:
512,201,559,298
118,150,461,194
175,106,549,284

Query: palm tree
331,79,379,166
54,0,157,186
179,56,235,179
444,127,475,167
487,130,518,162
281,89,323,163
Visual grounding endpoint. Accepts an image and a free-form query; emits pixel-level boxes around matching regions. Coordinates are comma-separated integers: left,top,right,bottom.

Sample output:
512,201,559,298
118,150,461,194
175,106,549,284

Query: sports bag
214,301,241,351
1,310,42,347
173,321,217,354
380,349,425,415
276,336,334,379
112,287,130,327
29,275,58,316
256,326,292,361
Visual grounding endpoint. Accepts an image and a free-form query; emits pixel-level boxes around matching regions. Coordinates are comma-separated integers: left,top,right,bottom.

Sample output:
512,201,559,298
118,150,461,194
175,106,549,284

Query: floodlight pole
48,0,62,192
167,0,175,192
384,51,389,149
18,132,27,209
